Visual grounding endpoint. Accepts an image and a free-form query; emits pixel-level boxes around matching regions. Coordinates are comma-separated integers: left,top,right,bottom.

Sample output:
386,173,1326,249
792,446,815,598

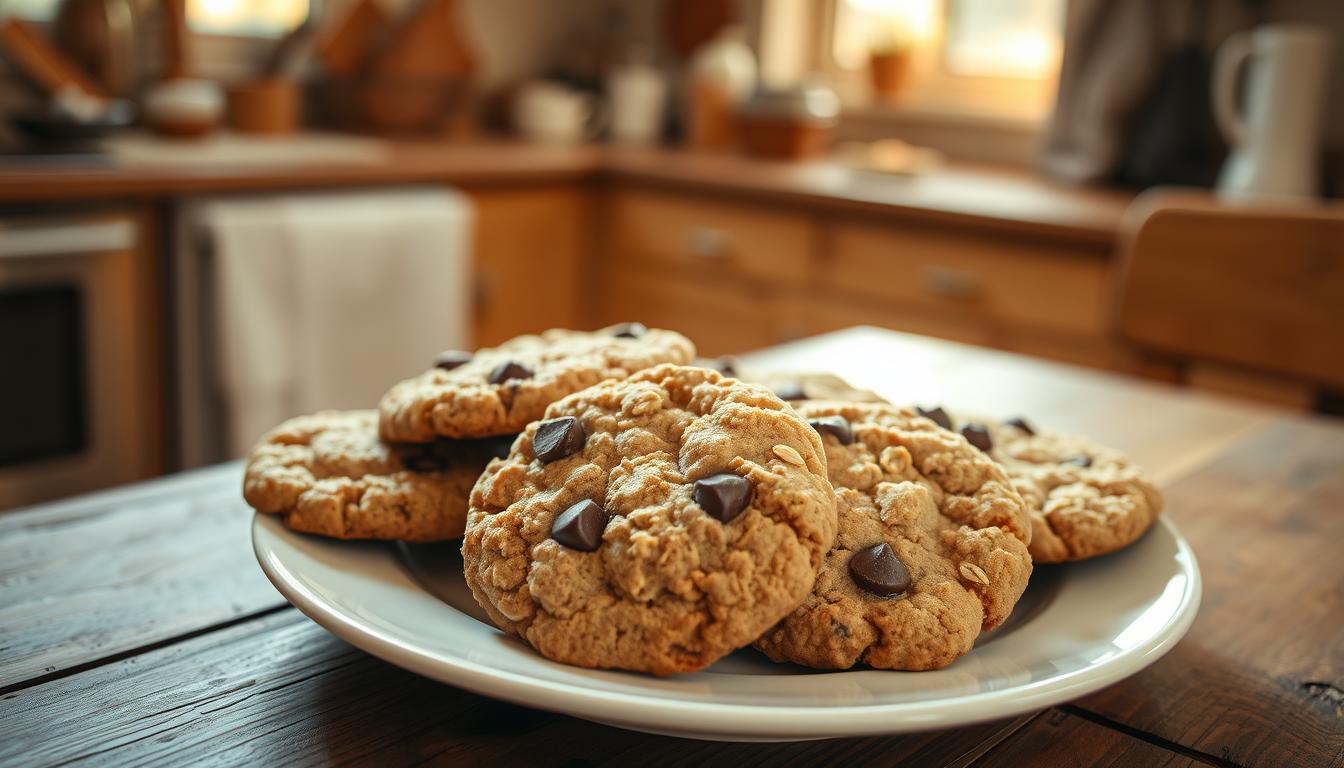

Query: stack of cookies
243,324,1162,676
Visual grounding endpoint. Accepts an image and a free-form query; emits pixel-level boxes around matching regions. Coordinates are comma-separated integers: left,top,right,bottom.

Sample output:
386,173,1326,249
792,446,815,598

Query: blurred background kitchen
0,0,1340,509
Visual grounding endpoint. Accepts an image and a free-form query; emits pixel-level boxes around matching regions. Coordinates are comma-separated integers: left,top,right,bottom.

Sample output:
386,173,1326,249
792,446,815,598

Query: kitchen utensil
514,81,604,144
607,63,666,145
145,0,223,138
53,0,138,98
253,512,1201,741
0,17,106,98
318,0,388,77
686,25,756,150
1213,23,1332,200
228,79,300,135
8,98,134,144
735,83,839,160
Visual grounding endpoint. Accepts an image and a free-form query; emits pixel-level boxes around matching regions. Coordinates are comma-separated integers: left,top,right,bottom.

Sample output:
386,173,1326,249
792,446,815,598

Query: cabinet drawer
609,189,814,285
825,222,1111,335
599,264,787,357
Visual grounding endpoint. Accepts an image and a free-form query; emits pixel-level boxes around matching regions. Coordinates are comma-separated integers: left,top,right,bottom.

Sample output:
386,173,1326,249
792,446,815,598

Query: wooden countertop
0,138,1132,245
2,327,1339,767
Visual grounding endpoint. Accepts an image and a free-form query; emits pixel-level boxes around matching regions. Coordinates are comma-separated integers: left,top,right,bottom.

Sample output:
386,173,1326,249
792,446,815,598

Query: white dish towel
182,188,473,460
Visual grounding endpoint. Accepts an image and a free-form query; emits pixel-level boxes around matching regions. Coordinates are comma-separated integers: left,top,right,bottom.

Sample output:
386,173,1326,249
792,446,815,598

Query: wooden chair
1112,189,1344,409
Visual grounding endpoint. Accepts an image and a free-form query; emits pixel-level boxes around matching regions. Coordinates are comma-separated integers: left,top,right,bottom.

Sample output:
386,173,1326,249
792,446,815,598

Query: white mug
513,81,604,145
607,64,667,146
1213,24,1332,200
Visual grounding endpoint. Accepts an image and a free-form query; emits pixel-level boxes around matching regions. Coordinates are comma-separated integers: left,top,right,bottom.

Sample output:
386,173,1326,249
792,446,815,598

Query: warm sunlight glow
186,0,308,35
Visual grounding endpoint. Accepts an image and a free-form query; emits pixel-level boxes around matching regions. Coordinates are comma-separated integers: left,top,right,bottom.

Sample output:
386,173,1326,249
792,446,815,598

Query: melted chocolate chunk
961,423,993,452
488,360,532,384
692,473,753,523
849,543,911,597
916,405,953,430
533,416,586,463
807,415,854,445
551,499,606,551
433,350,473,371
1064,454,1093,468
1005,417,1035,436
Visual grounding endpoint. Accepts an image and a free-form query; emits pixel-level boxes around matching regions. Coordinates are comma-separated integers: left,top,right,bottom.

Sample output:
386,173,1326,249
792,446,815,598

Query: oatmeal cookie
379,325,695,441
244,410,510,541
754,402,1032,671
461,365,837,675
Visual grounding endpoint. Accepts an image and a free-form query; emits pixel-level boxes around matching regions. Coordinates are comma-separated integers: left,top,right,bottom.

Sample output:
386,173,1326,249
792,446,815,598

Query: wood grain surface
1,328,1338,767
0,466,281,689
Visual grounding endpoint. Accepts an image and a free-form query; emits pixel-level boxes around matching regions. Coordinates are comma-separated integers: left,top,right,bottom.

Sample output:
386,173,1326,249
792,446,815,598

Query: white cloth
194,188,473,458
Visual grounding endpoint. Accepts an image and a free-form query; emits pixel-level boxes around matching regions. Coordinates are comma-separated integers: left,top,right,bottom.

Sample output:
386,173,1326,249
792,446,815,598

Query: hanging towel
187,188,473,459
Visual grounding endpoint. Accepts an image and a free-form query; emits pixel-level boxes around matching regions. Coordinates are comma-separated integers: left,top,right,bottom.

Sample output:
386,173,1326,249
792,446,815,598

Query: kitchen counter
1,138,1132,246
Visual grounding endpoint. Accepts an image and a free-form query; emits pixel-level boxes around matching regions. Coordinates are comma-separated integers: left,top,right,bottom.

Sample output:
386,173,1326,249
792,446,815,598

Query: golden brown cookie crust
970,418,1163,564
461,364,837,676
243,410,507,541
379,326,696,441
755,402,1032,671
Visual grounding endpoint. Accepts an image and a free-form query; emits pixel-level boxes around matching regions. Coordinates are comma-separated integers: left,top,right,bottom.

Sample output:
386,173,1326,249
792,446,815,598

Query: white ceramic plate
253,514,1200,742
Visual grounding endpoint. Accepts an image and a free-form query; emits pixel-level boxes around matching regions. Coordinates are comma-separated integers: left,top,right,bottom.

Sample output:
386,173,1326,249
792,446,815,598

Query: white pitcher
1212,24,1332,200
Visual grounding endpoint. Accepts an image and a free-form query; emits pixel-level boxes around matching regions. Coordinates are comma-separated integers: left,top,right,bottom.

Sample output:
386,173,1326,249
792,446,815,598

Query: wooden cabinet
823,220,1111,336
595,186,1135,371
608,189,815,287
470,186,589,346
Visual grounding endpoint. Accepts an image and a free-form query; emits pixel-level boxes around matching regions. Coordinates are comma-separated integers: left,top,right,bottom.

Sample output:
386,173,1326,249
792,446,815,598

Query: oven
0,212,161,509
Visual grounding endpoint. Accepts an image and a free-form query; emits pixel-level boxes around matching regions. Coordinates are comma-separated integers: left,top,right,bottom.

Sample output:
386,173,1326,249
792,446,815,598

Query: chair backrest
1112,189,1344,390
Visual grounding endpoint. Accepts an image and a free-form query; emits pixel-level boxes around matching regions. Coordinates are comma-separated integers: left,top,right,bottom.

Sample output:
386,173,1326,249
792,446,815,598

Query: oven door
0,214,159,509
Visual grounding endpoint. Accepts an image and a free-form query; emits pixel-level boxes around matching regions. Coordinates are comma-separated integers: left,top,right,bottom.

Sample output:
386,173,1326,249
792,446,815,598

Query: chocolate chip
773,382,808,401
433,350,472,371
961,423,993,452
1064,455,1093,468
611,322,647,339
551,499,606,551
1005,417,1035,436
400,442,451,473
533,416,586,463
917,405,952,430
693,473,753,523
807,415,854,445
848,543,911,597
488,360,532,384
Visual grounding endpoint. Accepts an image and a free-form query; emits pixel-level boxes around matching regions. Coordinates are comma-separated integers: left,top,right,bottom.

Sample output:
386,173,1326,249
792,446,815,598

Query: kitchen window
5,0,310,36
818,0,1067,123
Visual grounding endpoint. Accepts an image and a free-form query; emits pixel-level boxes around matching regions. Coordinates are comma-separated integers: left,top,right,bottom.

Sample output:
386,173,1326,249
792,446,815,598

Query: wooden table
2,328,1341,767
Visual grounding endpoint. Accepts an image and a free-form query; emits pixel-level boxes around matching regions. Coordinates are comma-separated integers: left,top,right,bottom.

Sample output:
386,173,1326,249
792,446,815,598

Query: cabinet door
608,188,815,286
471,186,588,347
825,220,1111,336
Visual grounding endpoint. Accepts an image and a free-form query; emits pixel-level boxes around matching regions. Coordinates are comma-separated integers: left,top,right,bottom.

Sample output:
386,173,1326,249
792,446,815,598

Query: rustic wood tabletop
2,328,1341,767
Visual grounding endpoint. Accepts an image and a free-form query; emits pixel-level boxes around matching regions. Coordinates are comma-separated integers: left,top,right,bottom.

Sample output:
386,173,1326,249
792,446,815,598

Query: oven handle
0,219,135,260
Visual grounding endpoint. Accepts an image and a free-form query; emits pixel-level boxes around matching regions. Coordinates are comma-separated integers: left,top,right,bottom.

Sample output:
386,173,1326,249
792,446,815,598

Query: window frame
816,0,1062,125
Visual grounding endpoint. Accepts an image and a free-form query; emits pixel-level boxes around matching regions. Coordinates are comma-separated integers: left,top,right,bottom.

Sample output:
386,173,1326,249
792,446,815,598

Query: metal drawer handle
687,227,730,258
920,265,983,300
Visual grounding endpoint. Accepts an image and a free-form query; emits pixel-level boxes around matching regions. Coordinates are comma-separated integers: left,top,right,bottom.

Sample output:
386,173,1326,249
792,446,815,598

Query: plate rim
253,515,1202,739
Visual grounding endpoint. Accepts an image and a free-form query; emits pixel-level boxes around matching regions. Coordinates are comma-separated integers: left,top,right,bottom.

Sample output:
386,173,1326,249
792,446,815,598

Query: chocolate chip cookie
461,364,837,676
930,412,1163,563
754,402,1032,671
244,410,511,541
379,325,696,442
